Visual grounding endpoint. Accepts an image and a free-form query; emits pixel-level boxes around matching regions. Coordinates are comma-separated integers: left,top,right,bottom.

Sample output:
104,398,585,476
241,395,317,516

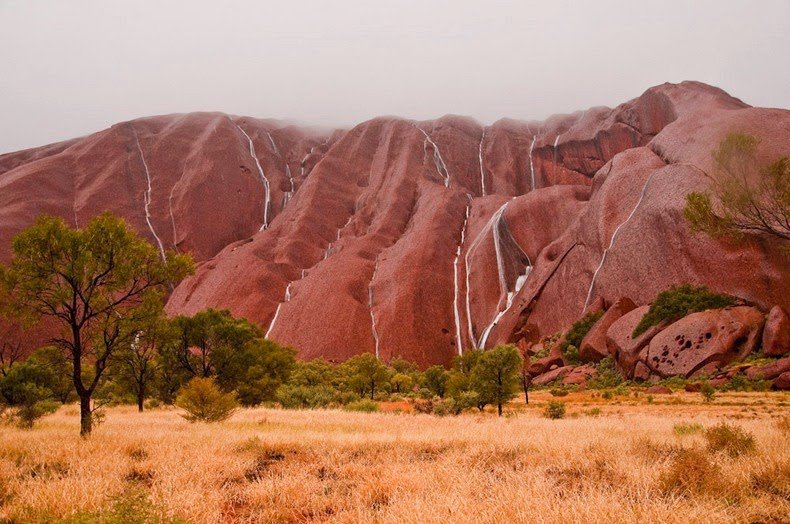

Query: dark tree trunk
79,394,92,437
137,385,145,412
497,402,503,417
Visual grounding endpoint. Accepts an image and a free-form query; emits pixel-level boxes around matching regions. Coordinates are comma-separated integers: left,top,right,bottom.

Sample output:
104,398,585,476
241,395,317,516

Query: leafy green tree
684,133,789,246
390,373,414,394
421,365,450,398
228,339,296,406
341,353,388,400
289,358,335,388
115,312,174,412
176,376,237,422
0,358,59,427
28,345,75,403
446,349,486,410
470,344,522,416
0,213,194,435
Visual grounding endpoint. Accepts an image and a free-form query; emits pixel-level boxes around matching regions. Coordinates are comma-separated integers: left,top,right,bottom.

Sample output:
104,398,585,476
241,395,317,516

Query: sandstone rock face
562,365,596,386
762,306,789,357
1,81,788,366
774,372,790,391
645,385,672,395
745,358,790,380
532,366,574,386
642,307,765,379
605,306,664,376
579,297,636,362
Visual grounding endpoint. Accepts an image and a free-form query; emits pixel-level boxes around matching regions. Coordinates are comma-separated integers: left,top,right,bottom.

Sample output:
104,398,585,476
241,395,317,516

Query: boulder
762,306,789,357
579,297,636,363
645,385,673,395
745,357,790,380
643,306,765,378
562,364,597,386
773,372,790,391
605,306,664,376
684,383,702,392
532,366,575,386
633,361,652,382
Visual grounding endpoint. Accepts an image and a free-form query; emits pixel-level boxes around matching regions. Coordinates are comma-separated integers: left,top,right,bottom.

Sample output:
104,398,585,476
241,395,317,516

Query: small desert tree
0,214,193,435
342,353,389,400
684,132,789,248
470,344,522,416
421,365,450,398
176,376,237,422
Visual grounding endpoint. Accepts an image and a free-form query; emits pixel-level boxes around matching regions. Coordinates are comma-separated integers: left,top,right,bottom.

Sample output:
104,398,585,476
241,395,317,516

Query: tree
115,311,173,412
446,349,486,411
0,214,193,435
28,346,74,403
470,344,522,416
684,133,789,247
520,349,531,405
176,376,237,422
0,358,59,427
422,365,450,398
390,373,414,394
342,353,388,400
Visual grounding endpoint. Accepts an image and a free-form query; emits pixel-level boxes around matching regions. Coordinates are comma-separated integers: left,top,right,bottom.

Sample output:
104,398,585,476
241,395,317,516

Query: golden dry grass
0,390,788,523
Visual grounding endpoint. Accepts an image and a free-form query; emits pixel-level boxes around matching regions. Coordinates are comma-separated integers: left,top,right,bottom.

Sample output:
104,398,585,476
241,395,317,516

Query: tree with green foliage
0,358,59,427
421,365,450,398
470,344,522,416
684,133,789,248
341,353,389,400
27,345,75,403
446,349,486,410
0,213,194,435
390,373,414,394
115,311,173,412
176,376,237,422
633,285,735,337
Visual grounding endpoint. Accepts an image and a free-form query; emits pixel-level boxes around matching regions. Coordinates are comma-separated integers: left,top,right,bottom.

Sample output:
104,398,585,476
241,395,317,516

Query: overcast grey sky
1,0,788,153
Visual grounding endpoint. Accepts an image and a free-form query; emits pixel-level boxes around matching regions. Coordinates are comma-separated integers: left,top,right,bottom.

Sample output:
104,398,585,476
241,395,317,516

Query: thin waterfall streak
266,132,280,155
584,170,658,310
369,259,381,358
234,123,271,230
478,129,487,196
265,282,292,339
416,126,450,187
132,127,166,262
453,203,471,355
528,136,537,191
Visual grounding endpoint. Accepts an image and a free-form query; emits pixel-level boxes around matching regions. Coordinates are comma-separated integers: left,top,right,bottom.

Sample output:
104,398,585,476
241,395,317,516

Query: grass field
1,390,788,523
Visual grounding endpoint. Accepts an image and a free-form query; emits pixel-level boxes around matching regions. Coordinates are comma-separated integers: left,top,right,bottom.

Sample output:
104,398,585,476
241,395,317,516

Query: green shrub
276,384,334,409
344,399,379,413
633,285,735,337
445,391,479,415
544,401,566,419
549,387,569,397
601,390,614,400
673,422,704,436
176,377,238,423
588,357,623,389
700,382,716,403
704,423,756,457
560,311,603,364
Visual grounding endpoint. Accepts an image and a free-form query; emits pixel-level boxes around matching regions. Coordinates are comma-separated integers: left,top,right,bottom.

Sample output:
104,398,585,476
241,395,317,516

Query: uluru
1,81,787,367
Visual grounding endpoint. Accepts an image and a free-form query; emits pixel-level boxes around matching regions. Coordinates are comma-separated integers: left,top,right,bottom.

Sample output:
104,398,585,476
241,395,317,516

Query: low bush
659,447,724,496
704,423,756,457
176,377,238,423
549,387,569,397
700,382,716,403
673,422,704,436
544,401,566,419
633,285,735,337
344,399,379,413
587,357,623,389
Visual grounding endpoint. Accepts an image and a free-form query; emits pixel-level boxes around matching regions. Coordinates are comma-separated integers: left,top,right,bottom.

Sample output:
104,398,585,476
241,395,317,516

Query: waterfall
132,127,167,262
584,169,658,310
368,259,381,358
416,126,450,188
528,136,537,191
168,184,179,252
478,129,487,196
234,123,271,231
265,282,292,339
453,202,472,354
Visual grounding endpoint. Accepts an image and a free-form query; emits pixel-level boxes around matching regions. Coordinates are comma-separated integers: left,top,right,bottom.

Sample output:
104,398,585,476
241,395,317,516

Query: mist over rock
1,81,788,366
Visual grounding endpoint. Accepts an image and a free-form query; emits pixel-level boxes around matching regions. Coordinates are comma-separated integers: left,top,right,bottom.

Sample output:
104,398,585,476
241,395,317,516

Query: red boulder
579,297,636,363
762,306,789,357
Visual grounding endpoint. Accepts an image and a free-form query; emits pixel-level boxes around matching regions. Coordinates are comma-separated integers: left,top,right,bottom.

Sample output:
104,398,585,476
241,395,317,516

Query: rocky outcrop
532,366,574,386
774,372,790,390
1,81,788,366
762,306,789,357
642,307,765,379
562,365,596,387
579,297,636,362
745,358,790,381
605,306,664,376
